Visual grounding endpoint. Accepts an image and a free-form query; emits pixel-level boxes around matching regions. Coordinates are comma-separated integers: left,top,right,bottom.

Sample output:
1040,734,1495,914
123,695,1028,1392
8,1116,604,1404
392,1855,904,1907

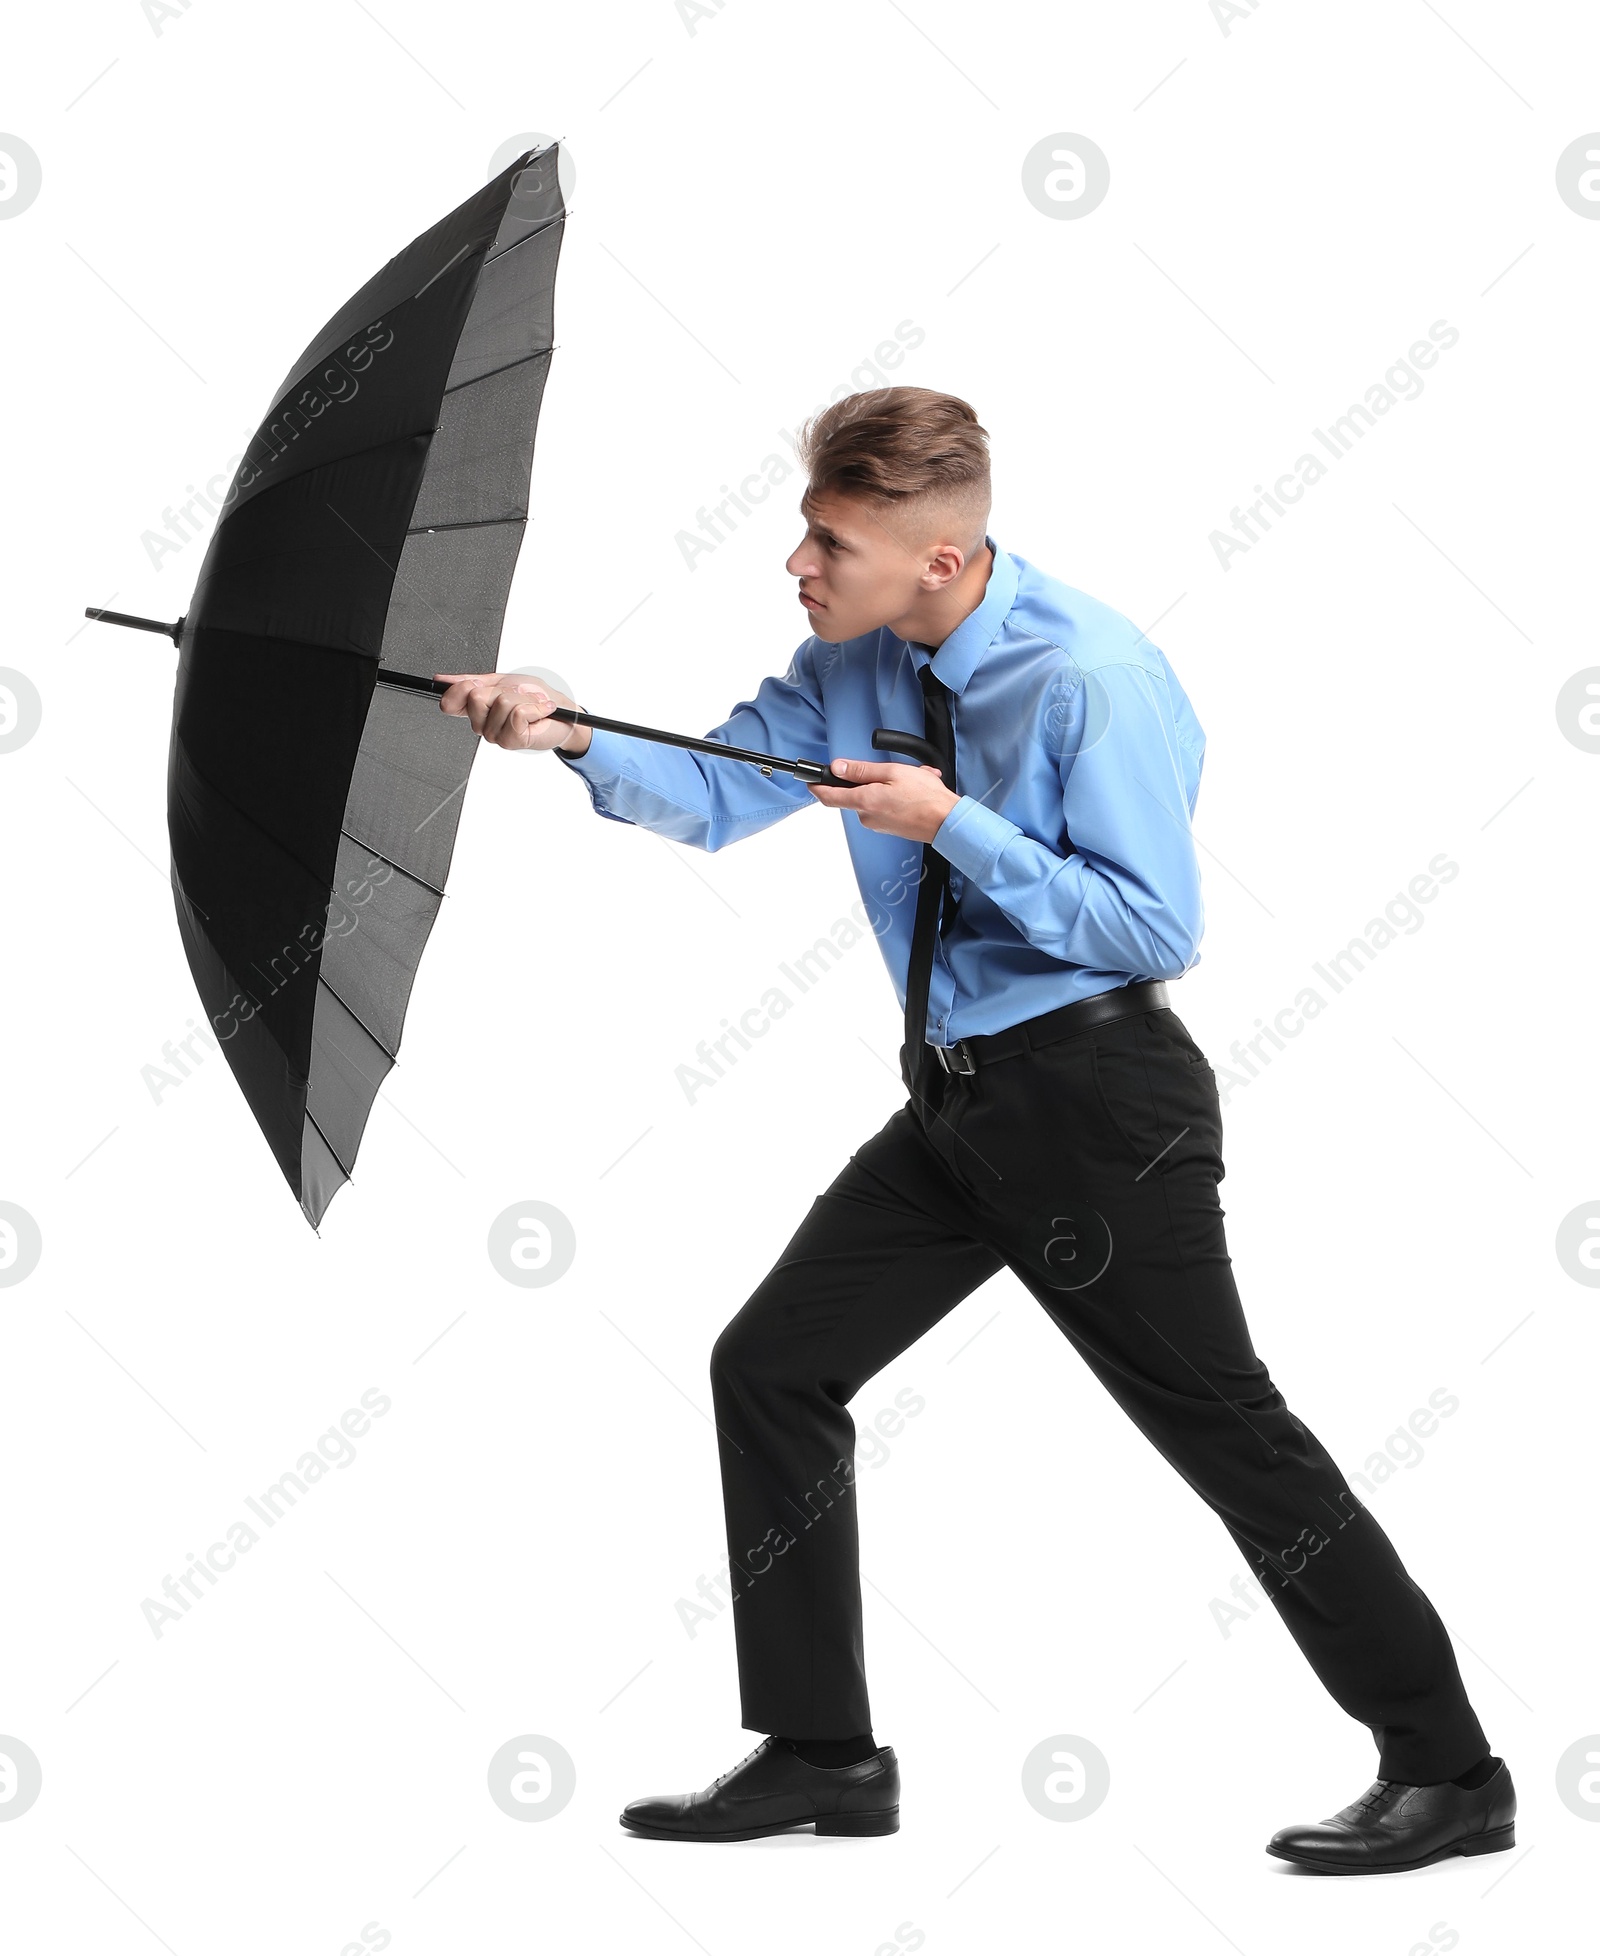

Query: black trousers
708,1001,1489,1784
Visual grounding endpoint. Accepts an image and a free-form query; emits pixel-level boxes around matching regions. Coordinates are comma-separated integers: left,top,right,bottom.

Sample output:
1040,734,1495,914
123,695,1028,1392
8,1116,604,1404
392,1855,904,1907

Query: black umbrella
86,146,938,1226
85,146,570,1225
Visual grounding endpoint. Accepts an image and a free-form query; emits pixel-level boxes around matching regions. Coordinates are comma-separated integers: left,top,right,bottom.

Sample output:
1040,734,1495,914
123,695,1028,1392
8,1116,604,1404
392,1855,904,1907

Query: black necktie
902,661,956,1105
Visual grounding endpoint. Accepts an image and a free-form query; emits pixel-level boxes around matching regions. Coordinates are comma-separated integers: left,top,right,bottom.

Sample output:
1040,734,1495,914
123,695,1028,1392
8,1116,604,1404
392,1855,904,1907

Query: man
439,386,1514,1870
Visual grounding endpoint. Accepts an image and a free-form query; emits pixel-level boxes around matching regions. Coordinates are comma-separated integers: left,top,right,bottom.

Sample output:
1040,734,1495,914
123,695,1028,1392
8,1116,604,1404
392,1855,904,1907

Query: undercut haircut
796,387,991,554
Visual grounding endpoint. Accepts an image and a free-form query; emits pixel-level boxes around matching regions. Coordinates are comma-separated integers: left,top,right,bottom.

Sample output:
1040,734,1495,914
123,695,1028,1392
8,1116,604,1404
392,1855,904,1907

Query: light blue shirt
559,540,1206,1045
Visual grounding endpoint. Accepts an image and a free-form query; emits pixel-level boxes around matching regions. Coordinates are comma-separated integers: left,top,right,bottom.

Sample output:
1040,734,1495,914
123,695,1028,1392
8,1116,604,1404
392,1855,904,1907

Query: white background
3,2,1597,1951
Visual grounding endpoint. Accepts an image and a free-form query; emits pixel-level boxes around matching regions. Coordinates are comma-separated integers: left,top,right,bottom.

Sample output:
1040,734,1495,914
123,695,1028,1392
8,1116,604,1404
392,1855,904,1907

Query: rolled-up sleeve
932,659,1205,979
558,638,833,851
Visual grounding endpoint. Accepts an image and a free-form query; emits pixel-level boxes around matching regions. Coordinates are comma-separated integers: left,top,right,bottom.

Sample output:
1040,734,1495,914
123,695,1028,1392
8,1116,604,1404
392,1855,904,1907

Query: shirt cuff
555,726,626,776
554,726,637,826
934,795,1022,884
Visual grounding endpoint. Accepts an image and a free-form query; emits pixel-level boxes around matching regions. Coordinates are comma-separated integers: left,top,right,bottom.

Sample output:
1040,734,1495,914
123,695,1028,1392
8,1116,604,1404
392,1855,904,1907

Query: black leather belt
932,979,1171,1076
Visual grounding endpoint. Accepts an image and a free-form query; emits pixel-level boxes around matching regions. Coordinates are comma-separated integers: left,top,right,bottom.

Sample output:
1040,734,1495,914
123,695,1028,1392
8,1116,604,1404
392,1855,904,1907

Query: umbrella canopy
85,139,945,1227
162,146,565,1225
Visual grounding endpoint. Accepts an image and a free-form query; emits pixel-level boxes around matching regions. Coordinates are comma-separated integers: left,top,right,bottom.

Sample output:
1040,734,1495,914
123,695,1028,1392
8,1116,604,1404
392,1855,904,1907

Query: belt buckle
936,1038,976,1076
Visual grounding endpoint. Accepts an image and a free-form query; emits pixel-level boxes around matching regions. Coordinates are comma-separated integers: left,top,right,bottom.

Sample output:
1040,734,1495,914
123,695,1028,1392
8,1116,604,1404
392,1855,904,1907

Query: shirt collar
906,538,1017,695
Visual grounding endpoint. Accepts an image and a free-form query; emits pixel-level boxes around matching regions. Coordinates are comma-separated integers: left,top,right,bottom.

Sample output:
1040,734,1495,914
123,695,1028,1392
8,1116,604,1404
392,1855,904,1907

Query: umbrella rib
405,515,526,536
220,426,444,520
441,345,552,398
325,503,482,660
484,211,565,264
303,1104,356,1183
338,826,447,898
316,971,399,1065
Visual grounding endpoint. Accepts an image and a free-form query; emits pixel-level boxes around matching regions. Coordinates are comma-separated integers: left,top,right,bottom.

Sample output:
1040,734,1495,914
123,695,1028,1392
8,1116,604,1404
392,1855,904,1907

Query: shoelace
1335,1779,1404,1823
708,1740,772,1791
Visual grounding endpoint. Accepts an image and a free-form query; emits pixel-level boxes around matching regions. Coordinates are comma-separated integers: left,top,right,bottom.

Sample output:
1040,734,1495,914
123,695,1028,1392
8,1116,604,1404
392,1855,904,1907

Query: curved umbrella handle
872,727,947,776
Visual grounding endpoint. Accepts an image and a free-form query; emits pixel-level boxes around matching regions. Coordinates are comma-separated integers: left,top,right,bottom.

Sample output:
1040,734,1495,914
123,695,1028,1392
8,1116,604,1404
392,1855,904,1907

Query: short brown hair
797,386,990,549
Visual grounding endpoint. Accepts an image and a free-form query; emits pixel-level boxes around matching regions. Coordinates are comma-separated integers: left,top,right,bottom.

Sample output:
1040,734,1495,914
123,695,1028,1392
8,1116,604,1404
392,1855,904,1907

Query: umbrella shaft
372,666,839,786
79,630,890,790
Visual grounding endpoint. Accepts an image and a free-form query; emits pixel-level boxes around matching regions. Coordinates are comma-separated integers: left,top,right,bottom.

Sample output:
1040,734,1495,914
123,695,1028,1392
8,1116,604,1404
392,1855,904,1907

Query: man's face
785,491,936,644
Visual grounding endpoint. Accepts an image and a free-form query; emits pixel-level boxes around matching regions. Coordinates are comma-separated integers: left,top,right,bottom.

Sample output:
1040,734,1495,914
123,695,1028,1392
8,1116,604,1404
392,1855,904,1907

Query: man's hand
808,758,959,843
434,673,591,756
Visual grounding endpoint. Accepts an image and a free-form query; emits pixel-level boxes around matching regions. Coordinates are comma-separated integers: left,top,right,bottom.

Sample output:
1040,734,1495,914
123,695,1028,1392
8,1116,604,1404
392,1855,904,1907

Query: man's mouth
798,590,823,611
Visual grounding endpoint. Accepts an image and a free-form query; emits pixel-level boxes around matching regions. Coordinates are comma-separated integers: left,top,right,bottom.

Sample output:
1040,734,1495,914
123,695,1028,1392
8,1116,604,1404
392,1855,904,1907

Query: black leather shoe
1267,1759,1516,1874
619,1736,900,1842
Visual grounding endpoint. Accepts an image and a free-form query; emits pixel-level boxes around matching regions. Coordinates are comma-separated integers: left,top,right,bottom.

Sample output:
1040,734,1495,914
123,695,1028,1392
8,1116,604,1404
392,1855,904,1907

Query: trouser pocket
1087,1025,1223,1179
